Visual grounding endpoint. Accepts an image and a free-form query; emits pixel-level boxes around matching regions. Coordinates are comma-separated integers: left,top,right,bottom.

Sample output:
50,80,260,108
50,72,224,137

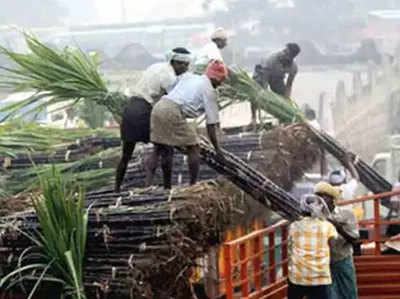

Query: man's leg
159,145,174,189
329,257,358,299
308,284,330,299
145,143,161,187
250,102,258,132
287,280,306,299
269,77,286,97
187,145,201,185
115,141,136,193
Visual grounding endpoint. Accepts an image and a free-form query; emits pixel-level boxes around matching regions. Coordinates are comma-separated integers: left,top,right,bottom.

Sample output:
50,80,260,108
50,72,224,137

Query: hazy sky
92,0,207,24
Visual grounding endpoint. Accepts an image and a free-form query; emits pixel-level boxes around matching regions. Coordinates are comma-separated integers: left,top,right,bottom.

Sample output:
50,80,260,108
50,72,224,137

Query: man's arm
285,64,297,98
345,153,360,181
261,68,270,89
207,123,220,152
330,221,359,245
329,210,360,245
203,84,222,153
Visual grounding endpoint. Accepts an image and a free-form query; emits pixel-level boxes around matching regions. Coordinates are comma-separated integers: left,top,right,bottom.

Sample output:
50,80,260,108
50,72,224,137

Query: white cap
211,27,228,40
329,170,346,185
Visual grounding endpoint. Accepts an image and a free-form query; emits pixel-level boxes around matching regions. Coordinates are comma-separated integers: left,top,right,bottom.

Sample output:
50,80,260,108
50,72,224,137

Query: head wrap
286,43,301,56
165,49,192,63
314,182,342,202
300,194,330,218
206,60,228,82
329,170,346,185
211,27,228,40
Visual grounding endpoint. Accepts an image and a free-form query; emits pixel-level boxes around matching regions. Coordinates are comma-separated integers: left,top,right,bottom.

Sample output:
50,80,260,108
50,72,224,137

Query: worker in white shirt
329,154,363,220
146,61,228,189
114,47,191,193
192,27,228,74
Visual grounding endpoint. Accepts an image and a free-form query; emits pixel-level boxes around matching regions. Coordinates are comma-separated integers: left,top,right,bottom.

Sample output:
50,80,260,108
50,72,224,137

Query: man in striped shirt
288,194,338,299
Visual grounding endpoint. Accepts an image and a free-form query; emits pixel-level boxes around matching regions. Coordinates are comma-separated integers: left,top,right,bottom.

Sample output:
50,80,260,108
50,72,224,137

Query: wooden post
224,245,234,299
253,235,262,292
240,243,249,297
374,198,381,255
269,232,276,284
205,246,220,299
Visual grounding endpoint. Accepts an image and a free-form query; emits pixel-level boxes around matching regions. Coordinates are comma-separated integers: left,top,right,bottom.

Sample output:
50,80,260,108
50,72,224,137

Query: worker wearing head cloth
115,47,191,193
146,61,228,189
315,181,360,299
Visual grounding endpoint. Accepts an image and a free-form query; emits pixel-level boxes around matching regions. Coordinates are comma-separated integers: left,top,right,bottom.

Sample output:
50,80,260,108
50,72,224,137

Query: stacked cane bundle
0,180,269,299
0,136,120,169
221,69,393,197
0,33,391,197
309,127,392,207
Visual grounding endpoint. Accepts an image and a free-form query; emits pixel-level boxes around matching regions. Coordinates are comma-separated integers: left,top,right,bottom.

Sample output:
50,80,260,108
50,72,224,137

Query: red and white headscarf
205,60,228,82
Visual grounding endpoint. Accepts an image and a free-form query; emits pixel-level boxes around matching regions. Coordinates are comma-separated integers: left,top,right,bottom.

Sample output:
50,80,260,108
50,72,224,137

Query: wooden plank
358,284,400,296
357,272,400,284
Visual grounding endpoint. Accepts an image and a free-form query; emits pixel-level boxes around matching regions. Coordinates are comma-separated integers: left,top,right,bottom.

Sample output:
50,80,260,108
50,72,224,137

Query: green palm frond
0,32,128,121
0,120,117,158
219,68,305,123
1,167,89,299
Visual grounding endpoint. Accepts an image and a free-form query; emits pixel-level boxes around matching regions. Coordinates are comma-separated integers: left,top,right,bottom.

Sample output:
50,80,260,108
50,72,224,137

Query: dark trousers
288,280,330,299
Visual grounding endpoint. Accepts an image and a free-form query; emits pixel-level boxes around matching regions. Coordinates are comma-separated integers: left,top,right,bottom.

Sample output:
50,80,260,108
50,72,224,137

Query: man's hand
207,123,220,149
206,123,226,161
343,152,352,166
344,152,360,181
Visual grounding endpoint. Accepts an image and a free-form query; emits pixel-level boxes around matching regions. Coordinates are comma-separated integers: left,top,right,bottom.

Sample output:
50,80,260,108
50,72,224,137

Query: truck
371,134,400,185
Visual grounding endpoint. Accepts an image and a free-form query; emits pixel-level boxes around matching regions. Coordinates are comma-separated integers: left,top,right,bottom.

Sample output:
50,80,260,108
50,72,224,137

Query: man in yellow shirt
288,194,338,299
315,182,359,299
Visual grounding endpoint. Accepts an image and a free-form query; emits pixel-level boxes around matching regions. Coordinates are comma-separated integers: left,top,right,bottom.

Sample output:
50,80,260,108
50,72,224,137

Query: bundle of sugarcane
253,123,321,190
1,136,120,169
0,180,268,299
308,126,392,207
1,147,121,196
0,34,392,200
0,120,118,159
221,69,393,196
0,33,128,121
0,133,260,198
0,34,318,216
219,68,305,123
122,133,264,189
120,125,320,193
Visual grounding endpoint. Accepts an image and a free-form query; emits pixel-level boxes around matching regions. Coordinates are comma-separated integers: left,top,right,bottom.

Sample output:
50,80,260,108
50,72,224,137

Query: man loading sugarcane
329,154,363,221
251,43,301,130
146,60,228,189
192,27,228,74
114,47,191,193
288,194,338,299
315,182,360,299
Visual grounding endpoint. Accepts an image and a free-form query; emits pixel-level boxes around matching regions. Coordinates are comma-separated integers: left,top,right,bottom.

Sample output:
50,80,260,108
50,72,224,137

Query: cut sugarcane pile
0,147,121,199
308,127,393,207
219,69,394,198
0,181,269,299
122,132,263,189
0,33,391,199
1,125,322,202
1,136,305,298
0,121,118,159
251,123,321,191
0,135,121,200
123,124,320,193
0,136,120,169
